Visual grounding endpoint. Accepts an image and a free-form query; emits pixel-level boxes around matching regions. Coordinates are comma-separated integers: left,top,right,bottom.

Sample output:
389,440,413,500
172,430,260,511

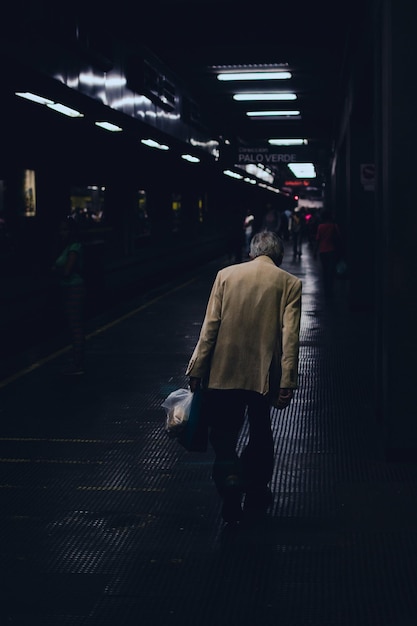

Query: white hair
250,231,284,265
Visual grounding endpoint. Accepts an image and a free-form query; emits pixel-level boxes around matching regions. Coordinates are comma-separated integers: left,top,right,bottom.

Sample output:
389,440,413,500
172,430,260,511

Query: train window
134,190,151,240
23,170,36,217
171,193,182,233
198,196,204,223
70,185,105,224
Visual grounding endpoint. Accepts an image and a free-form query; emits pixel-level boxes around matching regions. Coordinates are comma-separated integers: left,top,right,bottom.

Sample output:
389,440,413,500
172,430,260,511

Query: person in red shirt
314,209,341,298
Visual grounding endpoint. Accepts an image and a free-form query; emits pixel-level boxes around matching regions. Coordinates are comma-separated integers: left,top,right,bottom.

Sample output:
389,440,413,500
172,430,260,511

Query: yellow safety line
0,278,195,389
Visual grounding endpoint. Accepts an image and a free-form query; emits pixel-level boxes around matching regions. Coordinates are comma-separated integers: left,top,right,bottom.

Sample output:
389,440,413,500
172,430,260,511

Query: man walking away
186,231,302,525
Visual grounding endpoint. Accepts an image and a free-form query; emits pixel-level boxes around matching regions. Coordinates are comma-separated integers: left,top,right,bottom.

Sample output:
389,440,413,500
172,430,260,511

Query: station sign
236,146,315,167
283,180,311,187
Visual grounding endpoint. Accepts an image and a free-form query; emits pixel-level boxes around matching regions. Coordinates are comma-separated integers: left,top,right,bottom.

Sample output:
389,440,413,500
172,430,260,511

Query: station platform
1,244,417,626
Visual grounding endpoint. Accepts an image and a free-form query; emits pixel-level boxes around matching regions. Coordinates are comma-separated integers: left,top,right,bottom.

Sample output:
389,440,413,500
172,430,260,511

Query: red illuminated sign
283,180,310,187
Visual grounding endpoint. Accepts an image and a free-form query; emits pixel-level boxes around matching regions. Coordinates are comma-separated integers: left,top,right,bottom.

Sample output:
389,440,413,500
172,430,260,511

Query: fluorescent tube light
223,170,243,180
258,184,281,194
244,164,274,184
181,154,200,163
246,110,300,117
218,71,291,81
141,139,169,150
15,92,54,105
288,163,316,178
46,103,84,117
233,93,296,101
95,121,123,132
16,92,84,118
268,139,308,146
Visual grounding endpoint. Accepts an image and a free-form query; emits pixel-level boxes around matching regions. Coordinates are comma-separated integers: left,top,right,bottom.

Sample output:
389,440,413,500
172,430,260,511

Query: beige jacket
185,256,302,404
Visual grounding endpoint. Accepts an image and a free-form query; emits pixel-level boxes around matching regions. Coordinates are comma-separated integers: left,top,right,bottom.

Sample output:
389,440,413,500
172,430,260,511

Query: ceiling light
259,183,281,193
181,154,200,163
141,139,169,150
46,103,84,117
15,92,54,105
233,93,296,101
246,110,300,117
258,184,281,194
223,170,243,180
15,91,84,117
95,121,123,131
244,164,274,184
217,71,291,81
288,163,316,178
268,139,308,146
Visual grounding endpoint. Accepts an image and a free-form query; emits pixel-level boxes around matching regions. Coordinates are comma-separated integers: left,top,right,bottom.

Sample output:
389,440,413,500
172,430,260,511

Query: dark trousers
205,389,274,497
292,231,302,256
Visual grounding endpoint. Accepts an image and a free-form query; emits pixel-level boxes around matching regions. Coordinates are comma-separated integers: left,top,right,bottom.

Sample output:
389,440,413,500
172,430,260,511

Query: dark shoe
244,487,273,514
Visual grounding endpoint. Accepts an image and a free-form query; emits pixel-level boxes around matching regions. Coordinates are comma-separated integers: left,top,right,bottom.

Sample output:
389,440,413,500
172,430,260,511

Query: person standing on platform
314,209,341,299
289,208,304,258
186,231,302,525
243,209,255,257
261,205,281,236
53,217,86,375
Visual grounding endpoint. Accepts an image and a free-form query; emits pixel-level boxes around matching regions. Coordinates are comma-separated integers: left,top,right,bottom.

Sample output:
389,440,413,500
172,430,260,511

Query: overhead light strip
233,93,296,101
15,92,84,118
218,71,291,81
95,121,123,132
181,154,200,163
141,139,169,150
288,163,316,178
259,183,281,194
46,103,84,117
269,139,308,146
223,170,243,180
243,164,274,184
246,110,300,117
15,92,53,105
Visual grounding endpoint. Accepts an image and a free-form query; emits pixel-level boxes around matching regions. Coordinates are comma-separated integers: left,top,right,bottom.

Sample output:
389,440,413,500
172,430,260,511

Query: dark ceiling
1,0,365,190
105,0,361,168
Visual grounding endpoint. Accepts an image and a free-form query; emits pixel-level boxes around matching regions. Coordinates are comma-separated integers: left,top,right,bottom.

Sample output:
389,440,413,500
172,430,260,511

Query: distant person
307,209,320,244
52,217,86,375
243,209,255,256
261,206,281,235
289,209,304,258
186,231,302,525
314,209,341,298
278,209,290,241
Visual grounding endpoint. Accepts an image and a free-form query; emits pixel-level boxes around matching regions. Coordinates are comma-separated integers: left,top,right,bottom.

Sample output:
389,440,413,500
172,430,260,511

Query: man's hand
189,377,201,393
275,388,294,409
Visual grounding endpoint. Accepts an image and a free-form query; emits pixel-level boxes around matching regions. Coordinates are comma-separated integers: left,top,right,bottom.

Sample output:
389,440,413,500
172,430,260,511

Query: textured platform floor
1,247,417,626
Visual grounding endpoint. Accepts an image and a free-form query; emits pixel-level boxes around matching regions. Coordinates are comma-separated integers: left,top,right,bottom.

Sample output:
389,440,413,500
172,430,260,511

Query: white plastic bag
161,388,193,435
